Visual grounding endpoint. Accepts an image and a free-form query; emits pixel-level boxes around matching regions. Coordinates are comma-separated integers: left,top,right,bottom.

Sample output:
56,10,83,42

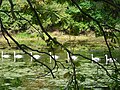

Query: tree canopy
0,0,120,89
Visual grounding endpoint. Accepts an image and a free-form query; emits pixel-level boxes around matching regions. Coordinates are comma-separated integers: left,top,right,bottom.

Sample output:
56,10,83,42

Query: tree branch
70,0,118,71
0,17,56,78
8,0,16,19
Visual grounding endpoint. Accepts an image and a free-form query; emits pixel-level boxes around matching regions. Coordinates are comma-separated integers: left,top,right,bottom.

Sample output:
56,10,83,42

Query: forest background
0,0,120,90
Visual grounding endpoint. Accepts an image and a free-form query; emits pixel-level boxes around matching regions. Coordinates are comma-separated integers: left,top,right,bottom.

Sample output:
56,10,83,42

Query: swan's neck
105,55,108,64
91,54,93,59
49,52,52,55
67,52,71,62
1,51,3,57
67,52,70,59
49,52,52,63
14,51,16,56
30,52,33,62
30,52,32,55
1,51,3,61
105,55,108,60
14,51,16,62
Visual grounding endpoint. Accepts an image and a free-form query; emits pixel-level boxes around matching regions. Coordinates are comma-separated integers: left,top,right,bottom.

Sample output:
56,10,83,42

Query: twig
71,0,118,74
0,18,56,78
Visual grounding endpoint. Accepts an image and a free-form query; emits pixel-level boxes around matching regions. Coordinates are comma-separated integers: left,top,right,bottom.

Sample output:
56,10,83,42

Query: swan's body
71,56,78,60
1,51,10,61
49,52,59,63
14,51,23,62
91,54,100,63
105,54,116,64
67,52,78,62
30,52,41,61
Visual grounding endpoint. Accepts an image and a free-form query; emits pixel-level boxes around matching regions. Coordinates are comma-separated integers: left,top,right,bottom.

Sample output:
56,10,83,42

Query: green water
0,49,120,90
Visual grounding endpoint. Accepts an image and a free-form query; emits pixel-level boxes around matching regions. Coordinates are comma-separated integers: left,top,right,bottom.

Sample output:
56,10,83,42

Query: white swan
67,52,78,62
30,52,41,62
49,52,59,63
105,54,116,65
91,54,100,63
14,51,23,62
1,51,11,62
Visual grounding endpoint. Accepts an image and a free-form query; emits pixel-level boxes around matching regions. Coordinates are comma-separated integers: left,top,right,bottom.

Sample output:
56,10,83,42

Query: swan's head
30,52,32,55
91,54,93,56
105,55,107,56
49,52,52,55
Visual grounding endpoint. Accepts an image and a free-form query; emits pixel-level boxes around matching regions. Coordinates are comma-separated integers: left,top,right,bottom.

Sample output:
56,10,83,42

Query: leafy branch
70,0,118,70
0,17,56,78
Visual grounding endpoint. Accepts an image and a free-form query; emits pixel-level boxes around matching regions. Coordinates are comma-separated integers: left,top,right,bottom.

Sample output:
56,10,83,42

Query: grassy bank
0,32,118,52
0,32,120,90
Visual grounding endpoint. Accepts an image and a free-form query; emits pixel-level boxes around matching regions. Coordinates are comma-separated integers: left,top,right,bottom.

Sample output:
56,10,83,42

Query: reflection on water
0,49,120,89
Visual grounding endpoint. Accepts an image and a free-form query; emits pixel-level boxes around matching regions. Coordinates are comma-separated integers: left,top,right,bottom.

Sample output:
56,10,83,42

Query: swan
14,51,23,62
49,52,59,63
67,52,78,62
91,54,100,63
105,54,116,64
1,51,11,62
30,52,41,62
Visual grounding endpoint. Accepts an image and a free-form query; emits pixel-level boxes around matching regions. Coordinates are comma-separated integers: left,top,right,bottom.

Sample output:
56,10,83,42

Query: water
0,49,120,90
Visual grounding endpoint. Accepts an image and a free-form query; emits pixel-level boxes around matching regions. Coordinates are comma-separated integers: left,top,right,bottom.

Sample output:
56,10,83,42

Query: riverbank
0,32,109,50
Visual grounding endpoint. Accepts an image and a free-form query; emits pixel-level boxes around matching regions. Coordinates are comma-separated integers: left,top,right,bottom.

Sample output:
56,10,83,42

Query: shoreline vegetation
0,32,112,50
0,32,119,90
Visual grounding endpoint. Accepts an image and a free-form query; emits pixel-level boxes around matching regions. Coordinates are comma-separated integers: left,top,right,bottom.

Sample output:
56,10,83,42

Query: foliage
0,0,120,90
0,0,32,32
1,0,119,36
